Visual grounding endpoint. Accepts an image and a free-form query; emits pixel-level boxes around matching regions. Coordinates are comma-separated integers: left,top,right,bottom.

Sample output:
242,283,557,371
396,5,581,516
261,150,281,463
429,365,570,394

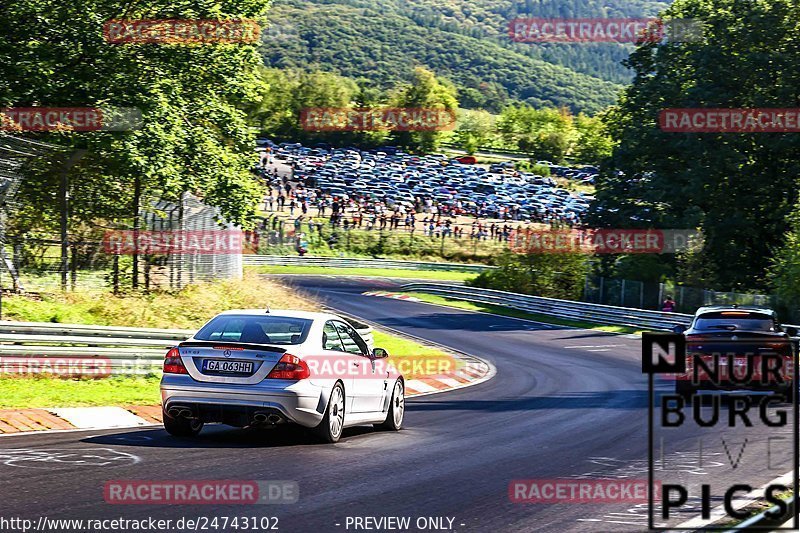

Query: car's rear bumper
161,374,327,428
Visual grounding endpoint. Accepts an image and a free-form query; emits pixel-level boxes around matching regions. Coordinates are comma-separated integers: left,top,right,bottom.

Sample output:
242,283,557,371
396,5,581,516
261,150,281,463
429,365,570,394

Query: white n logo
643,333,686,374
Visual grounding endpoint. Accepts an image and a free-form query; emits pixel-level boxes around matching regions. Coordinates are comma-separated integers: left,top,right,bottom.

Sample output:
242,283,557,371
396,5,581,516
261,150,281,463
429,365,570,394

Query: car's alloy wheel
315,382,345,443
377,380,404,431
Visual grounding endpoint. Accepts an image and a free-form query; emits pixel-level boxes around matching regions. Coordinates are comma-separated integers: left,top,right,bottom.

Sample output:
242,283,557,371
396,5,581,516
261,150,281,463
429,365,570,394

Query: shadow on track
407,389,656,412
552,331,634,340
378,313,570,332
81,425,380,448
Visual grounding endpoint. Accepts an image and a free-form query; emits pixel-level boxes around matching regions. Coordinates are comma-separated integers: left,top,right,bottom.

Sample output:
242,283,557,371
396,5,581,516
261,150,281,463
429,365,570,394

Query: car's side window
323,321,345,352
334,322,368,355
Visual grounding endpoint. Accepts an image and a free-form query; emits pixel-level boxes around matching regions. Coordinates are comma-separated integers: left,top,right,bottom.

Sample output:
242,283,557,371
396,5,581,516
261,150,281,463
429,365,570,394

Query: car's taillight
163,347,188,374
266,354,310,380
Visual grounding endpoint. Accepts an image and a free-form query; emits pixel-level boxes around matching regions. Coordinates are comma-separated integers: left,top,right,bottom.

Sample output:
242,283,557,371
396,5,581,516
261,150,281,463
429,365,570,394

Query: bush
468,251,589,300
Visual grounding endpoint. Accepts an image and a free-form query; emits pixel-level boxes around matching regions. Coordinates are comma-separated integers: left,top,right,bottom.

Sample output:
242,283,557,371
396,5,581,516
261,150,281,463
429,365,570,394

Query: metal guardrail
728,495,795,530
0,320,373,376
401,283,694,330
243,255,493,273
402,283,800,332
0,320,194,339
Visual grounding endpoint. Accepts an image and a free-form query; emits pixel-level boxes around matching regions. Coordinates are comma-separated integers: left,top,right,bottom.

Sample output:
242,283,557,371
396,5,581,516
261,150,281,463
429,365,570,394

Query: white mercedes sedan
160,310,404,443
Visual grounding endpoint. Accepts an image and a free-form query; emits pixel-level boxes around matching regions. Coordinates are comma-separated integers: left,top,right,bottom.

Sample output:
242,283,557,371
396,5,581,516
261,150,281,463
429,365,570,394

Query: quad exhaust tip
253,412,284,425
168,407,194,419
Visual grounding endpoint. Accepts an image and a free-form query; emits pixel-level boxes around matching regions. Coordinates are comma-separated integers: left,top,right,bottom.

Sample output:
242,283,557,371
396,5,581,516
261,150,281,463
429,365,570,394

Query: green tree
574,113,613,164
497,105,579,163
593,0,800,291
769,206,800,318
453,109,495,154
388,67,458,153
0,0,270,234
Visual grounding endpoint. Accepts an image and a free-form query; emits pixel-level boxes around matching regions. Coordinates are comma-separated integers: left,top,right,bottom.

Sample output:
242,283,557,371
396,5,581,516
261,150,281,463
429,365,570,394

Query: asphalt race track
0,275,794,532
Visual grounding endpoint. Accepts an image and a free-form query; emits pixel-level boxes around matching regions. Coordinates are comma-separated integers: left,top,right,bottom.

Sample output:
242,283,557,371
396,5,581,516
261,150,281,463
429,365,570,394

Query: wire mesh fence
139,193,243,290
583,275,771,314
0,193,243,295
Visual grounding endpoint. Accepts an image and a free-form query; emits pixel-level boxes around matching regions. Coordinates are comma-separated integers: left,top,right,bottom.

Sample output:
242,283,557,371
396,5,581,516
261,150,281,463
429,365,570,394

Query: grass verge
0,376,161,408
2,271,317,328
402,291,640,335
253,265,477,282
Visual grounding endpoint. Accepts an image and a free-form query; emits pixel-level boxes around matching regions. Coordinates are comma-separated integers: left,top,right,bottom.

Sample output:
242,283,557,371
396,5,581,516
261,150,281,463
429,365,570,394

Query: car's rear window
195,315,313,345
694,311,778,332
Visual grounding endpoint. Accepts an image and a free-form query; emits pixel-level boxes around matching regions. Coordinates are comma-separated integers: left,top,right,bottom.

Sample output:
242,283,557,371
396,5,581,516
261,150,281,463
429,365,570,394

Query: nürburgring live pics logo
642,332,798,530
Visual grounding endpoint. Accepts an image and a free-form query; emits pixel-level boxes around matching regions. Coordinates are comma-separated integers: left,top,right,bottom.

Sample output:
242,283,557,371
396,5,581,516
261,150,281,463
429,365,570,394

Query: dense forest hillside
261,0,670,113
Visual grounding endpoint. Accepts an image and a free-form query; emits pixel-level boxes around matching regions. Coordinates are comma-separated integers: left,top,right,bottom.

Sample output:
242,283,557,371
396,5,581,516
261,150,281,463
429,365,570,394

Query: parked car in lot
260,141,595,224
161,310,405,443
672,306,798,401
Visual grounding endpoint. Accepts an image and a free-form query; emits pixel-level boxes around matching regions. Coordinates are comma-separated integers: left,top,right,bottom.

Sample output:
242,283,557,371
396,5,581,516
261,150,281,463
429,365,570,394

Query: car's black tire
162,409,203,437
376,380,404,431
314,381,345,443
675,380,695,401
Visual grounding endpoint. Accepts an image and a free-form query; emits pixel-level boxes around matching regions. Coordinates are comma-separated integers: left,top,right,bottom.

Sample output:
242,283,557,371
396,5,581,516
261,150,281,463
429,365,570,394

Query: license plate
203,360,254,374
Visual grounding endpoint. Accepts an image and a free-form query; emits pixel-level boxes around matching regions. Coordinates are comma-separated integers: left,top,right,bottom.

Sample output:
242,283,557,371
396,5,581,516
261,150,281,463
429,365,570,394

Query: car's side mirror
672,324,687,334
372,347,389,359
785,326,798,337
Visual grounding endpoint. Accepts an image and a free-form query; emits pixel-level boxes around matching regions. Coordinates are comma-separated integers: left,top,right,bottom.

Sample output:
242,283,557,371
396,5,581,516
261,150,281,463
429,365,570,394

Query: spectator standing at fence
277,194,285,211
661,296,677,313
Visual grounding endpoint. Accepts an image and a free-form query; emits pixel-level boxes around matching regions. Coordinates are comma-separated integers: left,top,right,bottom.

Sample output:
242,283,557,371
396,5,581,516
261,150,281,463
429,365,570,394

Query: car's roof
695,305,776,316
215,309,340,321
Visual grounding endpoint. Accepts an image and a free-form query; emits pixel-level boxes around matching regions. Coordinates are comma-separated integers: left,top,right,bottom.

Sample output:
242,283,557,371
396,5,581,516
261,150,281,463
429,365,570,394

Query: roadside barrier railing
401,283,800,331
0,320,373,376
243,254,493,273
401,283,696,330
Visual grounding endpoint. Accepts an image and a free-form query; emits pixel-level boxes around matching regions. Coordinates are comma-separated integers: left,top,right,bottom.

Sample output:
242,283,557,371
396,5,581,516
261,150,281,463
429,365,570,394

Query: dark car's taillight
266,354,310,380
163,347,188,374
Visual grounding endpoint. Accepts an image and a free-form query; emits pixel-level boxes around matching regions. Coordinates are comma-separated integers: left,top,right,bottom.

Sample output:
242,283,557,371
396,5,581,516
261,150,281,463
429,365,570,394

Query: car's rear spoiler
178,341,287,354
